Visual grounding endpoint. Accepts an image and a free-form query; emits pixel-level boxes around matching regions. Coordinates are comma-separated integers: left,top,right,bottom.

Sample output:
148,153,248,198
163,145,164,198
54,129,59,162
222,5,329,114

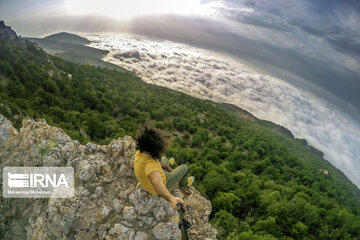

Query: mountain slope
43,32,91,45
1,21,360,240
27,32,126,72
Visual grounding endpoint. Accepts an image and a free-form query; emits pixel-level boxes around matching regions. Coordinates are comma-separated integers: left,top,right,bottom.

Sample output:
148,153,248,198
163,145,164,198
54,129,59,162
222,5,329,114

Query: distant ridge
43,32,91,45
26,32,126,72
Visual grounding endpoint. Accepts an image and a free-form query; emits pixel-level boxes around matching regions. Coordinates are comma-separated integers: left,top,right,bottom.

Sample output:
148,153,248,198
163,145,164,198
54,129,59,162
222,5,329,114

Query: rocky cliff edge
0,114,217,240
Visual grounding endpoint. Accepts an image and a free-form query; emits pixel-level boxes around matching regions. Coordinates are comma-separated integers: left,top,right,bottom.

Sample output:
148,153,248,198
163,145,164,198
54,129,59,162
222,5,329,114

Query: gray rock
152,222,181,240
86,142,98,152
98,223,110,239
109,223,135,239
138,216,154,227
134,231,151,240
123,206,137,221
0,114,15,145
101,205,111,218
113,199,122,213
154,207,167,221
93,186,103,198
119,163,130,175
75,231,97,240
110,140,124,157
78,162,94,181
120,221,134,228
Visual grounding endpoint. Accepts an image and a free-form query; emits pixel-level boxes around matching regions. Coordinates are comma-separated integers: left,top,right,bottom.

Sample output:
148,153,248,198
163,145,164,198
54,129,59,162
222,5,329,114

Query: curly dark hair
135,121,166,159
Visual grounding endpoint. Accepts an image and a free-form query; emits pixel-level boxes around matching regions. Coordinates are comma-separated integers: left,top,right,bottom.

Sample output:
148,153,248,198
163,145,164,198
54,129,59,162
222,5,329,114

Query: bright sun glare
66,0,209,20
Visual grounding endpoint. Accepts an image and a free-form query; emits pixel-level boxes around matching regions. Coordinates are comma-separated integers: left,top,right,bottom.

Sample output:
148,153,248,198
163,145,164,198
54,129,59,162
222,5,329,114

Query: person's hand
170,196,186,211
166,166,173,172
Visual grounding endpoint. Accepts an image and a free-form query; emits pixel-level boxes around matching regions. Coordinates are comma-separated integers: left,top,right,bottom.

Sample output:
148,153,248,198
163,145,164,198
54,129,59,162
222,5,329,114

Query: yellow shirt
134,150,166,195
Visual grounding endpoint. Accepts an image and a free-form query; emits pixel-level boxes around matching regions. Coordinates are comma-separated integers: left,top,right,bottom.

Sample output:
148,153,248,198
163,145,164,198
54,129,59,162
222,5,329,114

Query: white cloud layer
88,34,360,188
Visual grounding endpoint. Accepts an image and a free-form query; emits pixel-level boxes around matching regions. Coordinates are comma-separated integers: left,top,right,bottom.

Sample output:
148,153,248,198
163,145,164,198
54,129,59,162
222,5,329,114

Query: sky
1,0,360,187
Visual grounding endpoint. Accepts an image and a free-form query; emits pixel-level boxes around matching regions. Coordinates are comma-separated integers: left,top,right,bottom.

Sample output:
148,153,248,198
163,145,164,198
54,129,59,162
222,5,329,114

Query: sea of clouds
87,34,360,188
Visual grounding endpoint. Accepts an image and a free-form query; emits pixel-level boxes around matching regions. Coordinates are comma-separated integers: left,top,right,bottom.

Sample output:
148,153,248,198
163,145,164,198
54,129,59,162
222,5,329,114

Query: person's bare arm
148,171,185,210
160,162,173,172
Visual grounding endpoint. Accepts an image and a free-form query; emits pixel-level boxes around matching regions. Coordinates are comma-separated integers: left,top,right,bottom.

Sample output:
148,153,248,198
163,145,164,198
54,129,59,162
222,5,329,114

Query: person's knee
161,156,168,164
179,164,189,173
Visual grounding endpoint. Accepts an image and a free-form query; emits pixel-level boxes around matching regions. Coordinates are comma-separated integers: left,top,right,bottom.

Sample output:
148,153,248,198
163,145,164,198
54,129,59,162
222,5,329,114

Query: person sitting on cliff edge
134,121,194,211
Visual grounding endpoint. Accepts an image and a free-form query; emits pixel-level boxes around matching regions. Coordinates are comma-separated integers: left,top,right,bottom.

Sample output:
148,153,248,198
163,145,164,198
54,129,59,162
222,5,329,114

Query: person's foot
169,157,175,166
188,176,195,186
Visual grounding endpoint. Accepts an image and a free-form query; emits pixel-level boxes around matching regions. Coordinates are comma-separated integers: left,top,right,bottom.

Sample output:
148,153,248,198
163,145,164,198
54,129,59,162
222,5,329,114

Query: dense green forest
0,36,360,240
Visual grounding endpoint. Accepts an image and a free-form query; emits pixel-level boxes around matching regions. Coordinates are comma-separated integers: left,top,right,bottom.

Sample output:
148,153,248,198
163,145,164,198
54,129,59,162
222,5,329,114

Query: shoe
169,157,175,166
188,176,195,186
